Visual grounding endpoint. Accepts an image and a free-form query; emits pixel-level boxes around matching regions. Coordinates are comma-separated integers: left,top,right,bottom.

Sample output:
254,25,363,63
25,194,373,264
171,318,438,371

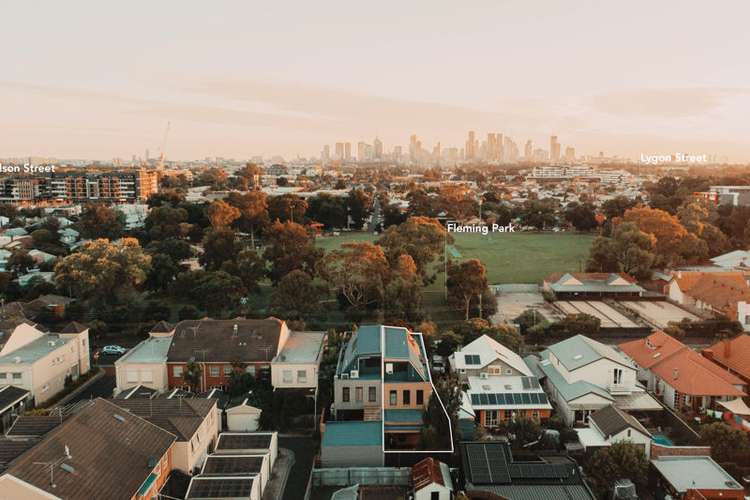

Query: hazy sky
3,1,750,161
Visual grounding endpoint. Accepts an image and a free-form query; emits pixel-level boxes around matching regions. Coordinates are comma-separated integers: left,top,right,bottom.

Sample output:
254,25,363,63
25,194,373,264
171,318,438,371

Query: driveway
66,374,116,404
279,435,316,500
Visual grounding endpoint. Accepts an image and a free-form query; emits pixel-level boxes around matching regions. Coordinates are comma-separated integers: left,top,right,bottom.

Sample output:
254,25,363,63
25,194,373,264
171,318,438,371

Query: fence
311,467,411,487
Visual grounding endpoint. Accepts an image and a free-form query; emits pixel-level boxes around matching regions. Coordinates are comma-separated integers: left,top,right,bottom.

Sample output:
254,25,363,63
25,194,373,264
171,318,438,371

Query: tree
452,319,524,352
145,253,180,291
700,422,750,462
518,199,558,230
77,204,125,240
268,194,307,223
207,200,241,228
222,248,266,294
307,194,347,229
234,162,262,190
54,238,151,303
7,249,35,275
504,417,541,448
347,189,372,229
147,189,185,208
586,222,656,280
623,206,705,267
564,202,597,231
171,270,245,316
197,167,228,189
263,221,322,283
200,228,239,271
549,313,600,339
585,442,649,498
145,205,188,240
424,373,462,450
146,238,193,262
184,360,203,393
377,216,450,283
226,191,268,246
318,242,390,311
447,259,489,320
384,254,424,322
270,270,322,319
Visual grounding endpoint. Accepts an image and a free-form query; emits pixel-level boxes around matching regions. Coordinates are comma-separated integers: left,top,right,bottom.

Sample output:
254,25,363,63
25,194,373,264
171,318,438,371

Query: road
279,435,315,500
66,374,116,404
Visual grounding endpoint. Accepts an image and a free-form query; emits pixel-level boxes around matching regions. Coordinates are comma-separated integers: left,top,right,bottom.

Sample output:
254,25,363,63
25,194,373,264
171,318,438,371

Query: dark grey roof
6,415,64,437
0,437,36,471
468,485,596,500
111,398,216,441
0,385,30,412
61,321,87,333
5,398,176,500
116,385,158,400
589,404,651,439
216,433,273,452
167,319,284,363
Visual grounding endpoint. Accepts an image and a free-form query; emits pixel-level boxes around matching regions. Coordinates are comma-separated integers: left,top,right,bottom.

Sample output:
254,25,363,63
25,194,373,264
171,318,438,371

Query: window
223,365,232,375
12,373,21,380
245,365,256,376
342,387,350,402
486,410,498,426
613,368,623,385
627,429,631,437
355,387,363,402
0,373,6,380
209,366,220,377
403,390,411,405
141,370,153,383
389,390,397,405
506,368,513,375
416,390,424,405
126,370,138,383
431,492,440,500
283,370,293,383
532,411,540,420
297,370,307,384
173,366,183,377
368,386,376,402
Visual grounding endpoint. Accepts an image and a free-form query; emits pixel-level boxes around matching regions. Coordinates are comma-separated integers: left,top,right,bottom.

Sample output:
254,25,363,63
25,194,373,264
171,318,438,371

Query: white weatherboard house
576,404,652,457
525,335,660,425
449,334,533,380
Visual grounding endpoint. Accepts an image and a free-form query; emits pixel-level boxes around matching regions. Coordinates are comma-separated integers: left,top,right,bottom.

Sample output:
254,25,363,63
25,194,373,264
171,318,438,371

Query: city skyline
2,1,750,161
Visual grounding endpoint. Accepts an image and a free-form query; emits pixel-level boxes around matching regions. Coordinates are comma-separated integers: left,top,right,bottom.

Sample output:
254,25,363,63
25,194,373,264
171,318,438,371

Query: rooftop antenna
32,445,73,489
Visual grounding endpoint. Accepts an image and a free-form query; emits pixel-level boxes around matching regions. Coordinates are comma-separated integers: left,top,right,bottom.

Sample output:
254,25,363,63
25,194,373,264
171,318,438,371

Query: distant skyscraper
344,142,352,161
322,145,330,162
393,145,402,162
335,142,345,160
524,140,533,160
374,137,383,159
465,130,476,160
564,146,575,163
409,134,418,162
550,135,561,162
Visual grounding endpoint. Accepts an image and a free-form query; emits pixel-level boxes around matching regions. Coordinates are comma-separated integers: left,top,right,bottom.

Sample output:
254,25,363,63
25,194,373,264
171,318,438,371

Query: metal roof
322,421,382,447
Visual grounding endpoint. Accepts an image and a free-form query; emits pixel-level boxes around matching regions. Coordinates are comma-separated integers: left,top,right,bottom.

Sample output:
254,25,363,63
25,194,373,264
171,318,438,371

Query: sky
2,1,750,162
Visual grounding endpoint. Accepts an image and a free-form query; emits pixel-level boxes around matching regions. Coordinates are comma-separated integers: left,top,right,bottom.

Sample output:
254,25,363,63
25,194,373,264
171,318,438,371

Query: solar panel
466,443,492,484
187,477,255,498
218,433,272,450
479,393,489,405
464,354,481,365
471,394,480,405
539,393,548,404
495,393,505,404
521,393,531,404
203,456,264,475
529,393,539,404
487,394,497,405
484,443,511,484
512,393,522,404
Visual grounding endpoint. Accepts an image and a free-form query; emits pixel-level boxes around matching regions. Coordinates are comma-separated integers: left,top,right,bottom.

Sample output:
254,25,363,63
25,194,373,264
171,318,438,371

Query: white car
101,345,126,355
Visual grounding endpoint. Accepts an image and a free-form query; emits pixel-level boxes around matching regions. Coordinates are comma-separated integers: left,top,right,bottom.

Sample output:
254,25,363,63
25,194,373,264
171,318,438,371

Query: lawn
315,231,595,284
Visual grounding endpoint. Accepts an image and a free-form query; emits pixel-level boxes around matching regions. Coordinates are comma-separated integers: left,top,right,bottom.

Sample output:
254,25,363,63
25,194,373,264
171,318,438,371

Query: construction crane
157,121,170,171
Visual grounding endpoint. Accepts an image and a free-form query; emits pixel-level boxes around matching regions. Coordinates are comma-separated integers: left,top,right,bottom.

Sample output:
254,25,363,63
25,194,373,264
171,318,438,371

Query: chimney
673,368,679,380
724,339,731,358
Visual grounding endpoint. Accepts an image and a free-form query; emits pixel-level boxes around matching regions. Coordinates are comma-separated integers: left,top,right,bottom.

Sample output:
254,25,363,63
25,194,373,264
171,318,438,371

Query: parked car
101,345,126,355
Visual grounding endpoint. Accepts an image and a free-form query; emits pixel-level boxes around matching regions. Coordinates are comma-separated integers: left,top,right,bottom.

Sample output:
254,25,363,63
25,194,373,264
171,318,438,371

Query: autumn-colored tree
384,254,424,322
226,191,269,246
77,204,125,240
447,259,489,320
200,228,239,271
376,216,451,283
207,200,241,228
263,221,322,283
318,242,390,311
54,238,151,303
235,162,262,190
586,222,656,280
145,205,189,240
623,206,706,266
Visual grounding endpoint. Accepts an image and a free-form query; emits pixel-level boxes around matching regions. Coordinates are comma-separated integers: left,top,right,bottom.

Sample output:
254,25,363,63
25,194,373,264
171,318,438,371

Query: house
320,421,383,467
465,375,552,428
710,249,750,269
331,325,451,451
619,331,745,413
0,398,176,500
0,321,90,405
525,335,660,425
542,272,644,299
412,457,453,500
702,333,750,384
111,397,220,474
576,404,652,457
650,455,744,500
271,330,326,392
667,271,750,330
0,385,30,433
115,334,173,394
448,334,534,380
459,440,596,500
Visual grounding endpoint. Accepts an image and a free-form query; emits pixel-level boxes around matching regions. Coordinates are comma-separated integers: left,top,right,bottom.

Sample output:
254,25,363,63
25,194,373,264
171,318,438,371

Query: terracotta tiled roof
412,457,446,490
674,271,750,319
704,334,750,381
619,331,686,369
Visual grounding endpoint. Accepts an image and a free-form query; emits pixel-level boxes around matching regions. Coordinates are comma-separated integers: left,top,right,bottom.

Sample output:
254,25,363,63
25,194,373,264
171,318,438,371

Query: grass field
315,231,594,284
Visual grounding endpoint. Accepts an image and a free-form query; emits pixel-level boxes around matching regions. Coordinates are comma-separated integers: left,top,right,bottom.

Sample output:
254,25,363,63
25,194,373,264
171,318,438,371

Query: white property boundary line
380,326,454,455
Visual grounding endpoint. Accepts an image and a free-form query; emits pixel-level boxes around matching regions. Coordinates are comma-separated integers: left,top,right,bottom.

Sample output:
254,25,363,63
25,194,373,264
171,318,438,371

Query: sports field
315,231,594,284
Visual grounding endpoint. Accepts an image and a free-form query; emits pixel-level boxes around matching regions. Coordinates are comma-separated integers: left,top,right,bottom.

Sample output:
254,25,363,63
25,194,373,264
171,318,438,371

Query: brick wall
650,442,711,459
